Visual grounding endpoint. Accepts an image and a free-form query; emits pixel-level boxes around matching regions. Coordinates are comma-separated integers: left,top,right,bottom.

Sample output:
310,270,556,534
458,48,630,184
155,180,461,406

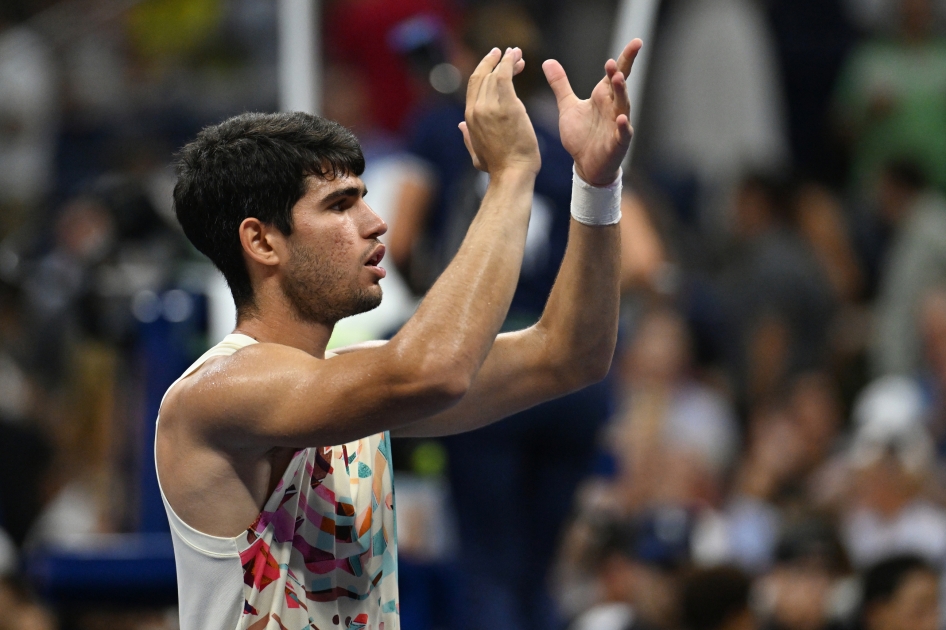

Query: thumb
542,59,578,111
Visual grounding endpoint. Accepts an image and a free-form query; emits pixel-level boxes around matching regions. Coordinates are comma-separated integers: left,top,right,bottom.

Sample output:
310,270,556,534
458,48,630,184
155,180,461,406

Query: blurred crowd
4,0,946,629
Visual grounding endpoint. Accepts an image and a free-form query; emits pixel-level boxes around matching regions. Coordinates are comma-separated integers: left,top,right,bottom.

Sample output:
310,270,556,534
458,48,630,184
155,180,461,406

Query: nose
360,202,387,239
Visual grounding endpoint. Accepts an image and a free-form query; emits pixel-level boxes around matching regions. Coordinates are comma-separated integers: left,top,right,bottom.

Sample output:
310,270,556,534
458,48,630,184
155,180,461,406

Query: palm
543,39,642,186
560,81,625,181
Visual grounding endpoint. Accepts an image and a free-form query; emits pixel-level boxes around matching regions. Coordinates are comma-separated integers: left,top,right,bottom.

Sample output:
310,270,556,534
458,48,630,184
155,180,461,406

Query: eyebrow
319,185,367,206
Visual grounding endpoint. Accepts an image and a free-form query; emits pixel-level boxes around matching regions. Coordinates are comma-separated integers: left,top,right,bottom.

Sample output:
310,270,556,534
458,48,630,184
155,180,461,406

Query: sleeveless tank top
155,334,400,630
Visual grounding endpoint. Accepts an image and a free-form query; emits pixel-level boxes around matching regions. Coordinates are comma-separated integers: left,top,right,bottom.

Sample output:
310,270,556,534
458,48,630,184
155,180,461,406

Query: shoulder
160,342,324,436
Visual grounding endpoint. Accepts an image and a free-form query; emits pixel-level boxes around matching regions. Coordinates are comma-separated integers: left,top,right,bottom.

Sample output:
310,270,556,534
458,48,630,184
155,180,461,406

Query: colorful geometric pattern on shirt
236,432,399,630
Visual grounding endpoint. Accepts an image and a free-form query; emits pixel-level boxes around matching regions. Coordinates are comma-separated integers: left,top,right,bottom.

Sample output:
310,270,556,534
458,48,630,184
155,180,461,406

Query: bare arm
394,40,643,437
394,219,619,437
166,48,541,450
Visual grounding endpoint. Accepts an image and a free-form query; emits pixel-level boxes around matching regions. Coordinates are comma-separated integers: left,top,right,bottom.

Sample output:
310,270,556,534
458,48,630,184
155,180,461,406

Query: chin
345,287,383,318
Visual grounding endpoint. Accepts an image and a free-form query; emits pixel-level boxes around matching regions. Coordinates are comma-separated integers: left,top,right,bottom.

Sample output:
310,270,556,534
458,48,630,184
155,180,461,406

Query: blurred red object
325,0,458,134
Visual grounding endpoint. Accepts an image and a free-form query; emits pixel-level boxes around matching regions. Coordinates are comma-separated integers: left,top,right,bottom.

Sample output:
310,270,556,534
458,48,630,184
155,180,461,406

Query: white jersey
155,334,400,630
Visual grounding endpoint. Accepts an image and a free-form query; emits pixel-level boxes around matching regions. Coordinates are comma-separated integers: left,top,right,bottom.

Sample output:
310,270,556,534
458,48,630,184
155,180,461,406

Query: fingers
494,47,519,82
615,113,633,146
480,47,521,105
605,58,618,80
486,48,519,101
615,38,643,78
612,70,629,116
467,48,503,112
542,59,578,111
603,58,618,100
467,48,524,103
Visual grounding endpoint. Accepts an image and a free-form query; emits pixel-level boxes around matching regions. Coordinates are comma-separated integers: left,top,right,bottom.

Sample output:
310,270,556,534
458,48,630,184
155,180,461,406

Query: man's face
280,173,387,325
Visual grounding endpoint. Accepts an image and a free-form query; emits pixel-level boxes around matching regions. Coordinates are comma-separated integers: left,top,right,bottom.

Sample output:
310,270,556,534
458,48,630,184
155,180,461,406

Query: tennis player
156,40,642,630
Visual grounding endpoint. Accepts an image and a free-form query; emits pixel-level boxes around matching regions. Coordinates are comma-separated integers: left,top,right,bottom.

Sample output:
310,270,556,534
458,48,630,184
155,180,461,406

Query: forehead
303,172,366,198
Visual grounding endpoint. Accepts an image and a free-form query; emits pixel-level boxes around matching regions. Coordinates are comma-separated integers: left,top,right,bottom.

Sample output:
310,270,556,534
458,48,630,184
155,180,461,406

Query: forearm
393,216,621,439
387,168,536,387
537,218,621,387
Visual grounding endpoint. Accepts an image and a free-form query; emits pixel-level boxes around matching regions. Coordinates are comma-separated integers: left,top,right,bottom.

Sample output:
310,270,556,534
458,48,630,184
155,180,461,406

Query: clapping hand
458,47,540,176
542,39,642,186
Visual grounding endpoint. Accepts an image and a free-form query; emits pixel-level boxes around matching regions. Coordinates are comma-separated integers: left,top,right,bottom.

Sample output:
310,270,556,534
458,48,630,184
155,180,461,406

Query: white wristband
570,165,622,226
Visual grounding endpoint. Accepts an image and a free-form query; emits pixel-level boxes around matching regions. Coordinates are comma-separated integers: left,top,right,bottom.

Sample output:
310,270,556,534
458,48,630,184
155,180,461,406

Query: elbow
585,352,614,385
572,351,614,388
549,338,616,391
402,357,472,410
385,341,474,412
425,369,472,405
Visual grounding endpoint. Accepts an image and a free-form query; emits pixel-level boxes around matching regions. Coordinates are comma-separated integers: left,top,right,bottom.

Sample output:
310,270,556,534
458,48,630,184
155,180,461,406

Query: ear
239,217,283,268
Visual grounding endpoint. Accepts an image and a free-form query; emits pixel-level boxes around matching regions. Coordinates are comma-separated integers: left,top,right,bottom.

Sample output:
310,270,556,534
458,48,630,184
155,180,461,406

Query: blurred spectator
724,373,847,572
3,177,188,547
719,175,836,407
756,516,853,630
681,565,755,630
725,401,802,572
388,5,663,297
0,280,53,550
870,160,946,376
610,306,739,512
833,0,946,195
0,1,58,233
794,183,865,305
842,377,946,567
843,0,946,35
636,0,788,238
857,555,939,630
791,182,872,405
11,177,183,386
567,507,696,630
918,286,946,448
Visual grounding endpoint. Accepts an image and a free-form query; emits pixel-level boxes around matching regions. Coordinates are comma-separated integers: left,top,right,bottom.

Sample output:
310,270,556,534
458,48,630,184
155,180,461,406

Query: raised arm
394,39,644,437
166,48,540,449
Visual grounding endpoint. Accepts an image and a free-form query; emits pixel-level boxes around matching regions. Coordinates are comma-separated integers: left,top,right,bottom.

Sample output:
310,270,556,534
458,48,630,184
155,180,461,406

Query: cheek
330,217,361,254
297,218,358,270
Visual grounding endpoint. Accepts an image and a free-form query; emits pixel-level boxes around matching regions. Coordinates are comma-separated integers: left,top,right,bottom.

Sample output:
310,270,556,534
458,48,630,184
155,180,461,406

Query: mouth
364,244,386,278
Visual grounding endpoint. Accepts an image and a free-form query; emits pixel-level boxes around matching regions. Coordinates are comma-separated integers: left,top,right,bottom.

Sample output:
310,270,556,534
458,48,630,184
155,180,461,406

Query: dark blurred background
3,1,946,629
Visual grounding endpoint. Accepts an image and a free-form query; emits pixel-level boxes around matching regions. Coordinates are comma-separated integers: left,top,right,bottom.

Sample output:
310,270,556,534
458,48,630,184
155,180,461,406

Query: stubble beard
281,241,382,326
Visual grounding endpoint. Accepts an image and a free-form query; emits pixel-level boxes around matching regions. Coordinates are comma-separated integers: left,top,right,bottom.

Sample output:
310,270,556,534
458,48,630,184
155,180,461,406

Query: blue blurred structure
399,559,464,630
25,533,177,607
138,291,207,534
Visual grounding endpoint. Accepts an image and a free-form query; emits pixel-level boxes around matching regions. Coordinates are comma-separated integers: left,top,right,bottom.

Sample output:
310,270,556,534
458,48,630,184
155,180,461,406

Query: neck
234,308,334,359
